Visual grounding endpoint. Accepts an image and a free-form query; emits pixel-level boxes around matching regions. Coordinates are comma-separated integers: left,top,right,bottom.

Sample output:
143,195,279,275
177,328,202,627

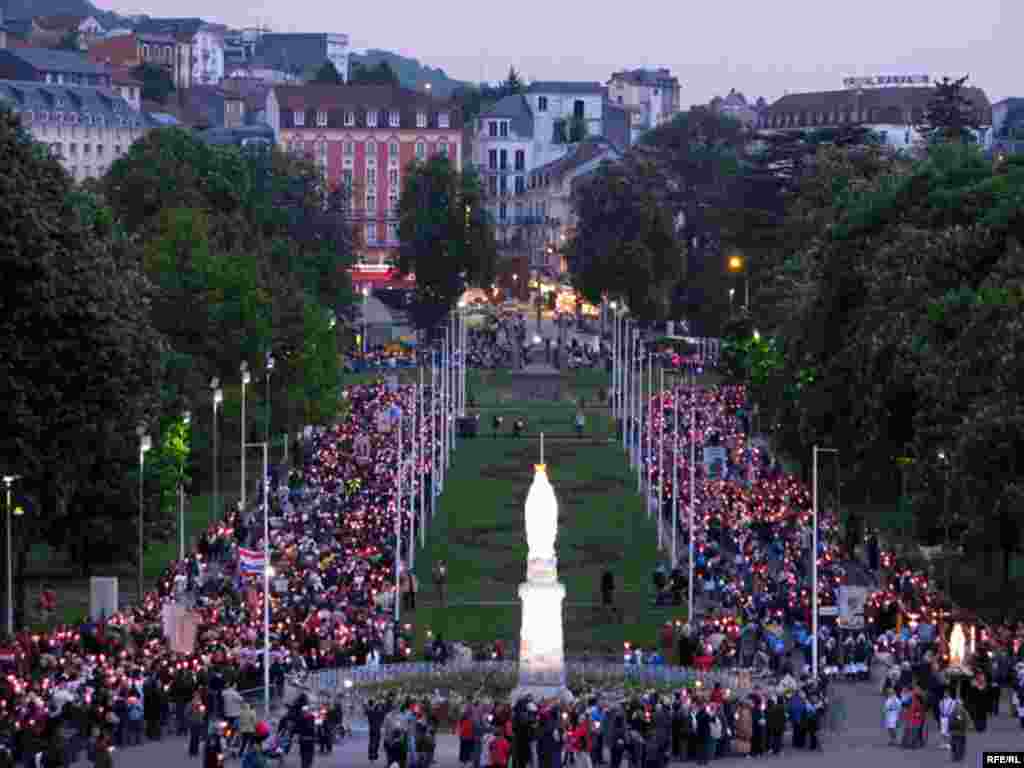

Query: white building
607,67,682,142
474,93,535,231
525,81,606,167
759,80,992,152
0,80,150,180
192,24,226,85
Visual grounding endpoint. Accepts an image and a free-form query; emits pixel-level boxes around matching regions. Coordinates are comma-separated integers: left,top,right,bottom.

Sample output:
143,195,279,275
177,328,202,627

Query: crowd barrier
309,659,744,694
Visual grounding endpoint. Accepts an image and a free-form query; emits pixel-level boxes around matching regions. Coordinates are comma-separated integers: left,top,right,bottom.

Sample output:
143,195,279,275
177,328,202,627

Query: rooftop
526,81,604,96
0,47,110,75
531,137,621,179
609,68,678,86
478,93,533,138
767,85,991,119
0,79,146,124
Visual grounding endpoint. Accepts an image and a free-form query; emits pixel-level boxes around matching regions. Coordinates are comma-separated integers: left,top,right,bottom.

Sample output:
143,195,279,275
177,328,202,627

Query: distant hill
0,0,125,29
350,49,468,99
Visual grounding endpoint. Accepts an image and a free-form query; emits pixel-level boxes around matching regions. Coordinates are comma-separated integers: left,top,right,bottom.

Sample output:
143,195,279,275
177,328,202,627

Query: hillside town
0,8,1018,295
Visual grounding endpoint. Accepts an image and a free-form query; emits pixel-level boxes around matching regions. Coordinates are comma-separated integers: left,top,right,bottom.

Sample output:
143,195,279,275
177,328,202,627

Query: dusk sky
104,0,1019,104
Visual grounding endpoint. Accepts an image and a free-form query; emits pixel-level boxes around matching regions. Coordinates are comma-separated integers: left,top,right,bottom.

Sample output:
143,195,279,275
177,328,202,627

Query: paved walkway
84,679,1022,767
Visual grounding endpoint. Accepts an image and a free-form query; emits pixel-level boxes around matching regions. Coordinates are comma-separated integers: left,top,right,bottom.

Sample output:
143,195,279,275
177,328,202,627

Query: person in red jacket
458,708,476,767
489,728,511,768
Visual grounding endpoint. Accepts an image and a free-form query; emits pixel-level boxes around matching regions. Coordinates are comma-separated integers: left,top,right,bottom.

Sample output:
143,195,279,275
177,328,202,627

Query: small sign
843,74,930,89
386,375,399,392
819,606,839,617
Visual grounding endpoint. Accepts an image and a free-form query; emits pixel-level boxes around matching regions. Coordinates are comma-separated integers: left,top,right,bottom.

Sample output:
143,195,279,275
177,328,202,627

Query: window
366,110,378,127
499,201,507,221
415,141,425,159
83,143,91,156
499,175,507,195
416,111,426,128
439,142,448,157
388,191,399,214
389,141,399,158
69,143,78,156
438,111,449,128
573,100,585,120
342,169,353,189
499,121,509,138
488,149,498,170
488,175,497,196
366,222,377,243
514,149,525,171
515,202,524,222
96,144,104,158
388,169,398,187
367,167,377,189
389,110,400,127
488,121,498,137
537,96,548,112
366,140,376,158
114,144,121,155
316,110,327,127
294,110,305,126
387,222,399,242
366,194,377,214
344,141,354,155
344,111,355,126
515,176,525,195
499,149,507,170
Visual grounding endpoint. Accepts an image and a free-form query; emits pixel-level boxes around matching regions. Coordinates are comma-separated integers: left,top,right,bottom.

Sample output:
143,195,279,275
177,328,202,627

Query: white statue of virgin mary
525,463,558,561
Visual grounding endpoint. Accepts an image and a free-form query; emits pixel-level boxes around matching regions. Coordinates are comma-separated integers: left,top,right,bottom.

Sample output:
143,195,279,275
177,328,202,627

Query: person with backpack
386,727,409,768
241,722,271,768
239,702,258,756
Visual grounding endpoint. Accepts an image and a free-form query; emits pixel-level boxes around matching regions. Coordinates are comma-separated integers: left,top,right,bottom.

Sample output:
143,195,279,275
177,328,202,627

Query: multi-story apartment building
266,83,461,264
758,79,992,150
0,48,112,88
257,33,350,82
88,32,192,90
607,67,681,142
525,81,606,166
474,93,534,235
0,80,150,180
522,137,622,275
133,18,226,86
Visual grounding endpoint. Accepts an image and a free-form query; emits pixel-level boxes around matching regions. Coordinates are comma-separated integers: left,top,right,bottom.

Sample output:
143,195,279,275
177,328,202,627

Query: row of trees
567,77,1023,603
0,112,358,625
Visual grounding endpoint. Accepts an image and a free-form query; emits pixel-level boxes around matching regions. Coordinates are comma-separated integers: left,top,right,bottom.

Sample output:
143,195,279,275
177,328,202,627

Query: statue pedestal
513,559,572,703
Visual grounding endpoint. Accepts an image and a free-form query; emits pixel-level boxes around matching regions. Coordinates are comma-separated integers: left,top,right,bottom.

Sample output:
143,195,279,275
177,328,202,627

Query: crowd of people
0,380,435,767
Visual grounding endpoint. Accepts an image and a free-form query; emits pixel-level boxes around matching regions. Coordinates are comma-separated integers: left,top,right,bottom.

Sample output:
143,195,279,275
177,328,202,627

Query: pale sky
104,0,1020,104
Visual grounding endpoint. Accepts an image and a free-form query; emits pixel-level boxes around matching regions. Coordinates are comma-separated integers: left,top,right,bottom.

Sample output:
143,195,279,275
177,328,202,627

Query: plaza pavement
85,679,1022,768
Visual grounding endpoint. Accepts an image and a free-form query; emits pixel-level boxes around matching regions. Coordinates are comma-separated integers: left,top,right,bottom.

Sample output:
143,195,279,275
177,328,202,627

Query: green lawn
410,370,686,658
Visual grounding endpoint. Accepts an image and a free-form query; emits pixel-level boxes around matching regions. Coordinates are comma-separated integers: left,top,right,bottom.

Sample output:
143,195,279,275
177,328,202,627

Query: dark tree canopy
311,60,343,84
397,155,497,329
132,62,175,104
918,75,982,144
349,60,400,86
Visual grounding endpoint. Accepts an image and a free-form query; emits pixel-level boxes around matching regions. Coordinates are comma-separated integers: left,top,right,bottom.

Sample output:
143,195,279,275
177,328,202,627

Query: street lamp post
728,255,749,311
3,474,22,637
137,425,152,603
240,361,251,513
243,441,271,716
211,379,223,522
265,354,275,448
179,411,191,562
812,445,839,678
687,372,696,630
938,451,952,596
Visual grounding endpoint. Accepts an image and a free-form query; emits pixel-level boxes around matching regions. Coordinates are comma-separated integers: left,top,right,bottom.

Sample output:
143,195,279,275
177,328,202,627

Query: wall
193,29,224,85
528,91,603,164
30,120,146,179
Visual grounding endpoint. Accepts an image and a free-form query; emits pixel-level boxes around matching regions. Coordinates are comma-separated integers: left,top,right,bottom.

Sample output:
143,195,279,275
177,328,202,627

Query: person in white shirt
222,685,243,730
884,689,902,745
939,688,956,750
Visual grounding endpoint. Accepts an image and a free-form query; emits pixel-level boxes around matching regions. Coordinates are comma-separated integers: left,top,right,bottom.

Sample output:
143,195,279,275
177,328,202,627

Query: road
88,678,1021,767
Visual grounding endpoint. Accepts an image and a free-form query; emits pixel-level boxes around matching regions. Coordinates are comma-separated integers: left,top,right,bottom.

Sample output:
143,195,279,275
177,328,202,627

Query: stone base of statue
512,557,574,704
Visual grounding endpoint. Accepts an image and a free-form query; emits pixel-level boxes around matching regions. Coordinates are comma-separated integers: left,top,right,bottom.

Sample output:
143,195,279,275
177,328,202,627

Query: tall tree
396,155,497,329
131,62,175,104
505,66,524,95
567,157,683,323
918,75,982,144
311,60,342,85
349,60,400,87
0,107,164,623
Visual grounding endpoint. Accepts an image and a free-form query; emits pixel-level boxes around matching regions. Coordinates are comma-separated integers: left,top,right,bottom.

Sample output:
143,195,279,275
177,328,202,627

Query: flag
239,547,266,575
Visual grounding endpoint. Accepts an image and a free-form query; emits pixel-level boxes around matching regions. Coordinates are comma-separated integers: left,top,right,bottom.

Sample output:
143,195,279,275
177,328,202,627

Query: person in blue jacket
788,691,807,749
